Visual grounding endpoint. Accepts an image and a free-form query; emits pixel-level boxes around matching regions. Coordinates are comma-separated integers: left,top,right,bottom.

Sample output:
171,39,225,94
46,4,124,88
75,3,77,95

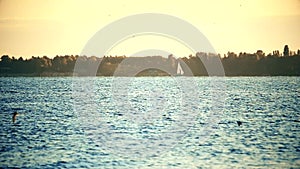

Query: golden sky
0,0,299,58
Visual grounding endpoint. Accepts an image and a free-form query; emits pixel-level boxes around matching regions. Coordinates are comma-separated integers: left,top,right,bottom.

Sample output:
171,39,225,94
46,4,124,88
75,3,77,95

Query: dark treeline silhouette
1,45,300,76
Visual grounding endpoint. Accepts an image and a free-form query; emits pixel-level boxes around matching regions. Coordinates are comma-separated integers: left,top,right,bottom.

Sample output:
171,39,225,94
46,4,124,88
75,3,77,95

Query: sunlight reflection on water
0,77,299,168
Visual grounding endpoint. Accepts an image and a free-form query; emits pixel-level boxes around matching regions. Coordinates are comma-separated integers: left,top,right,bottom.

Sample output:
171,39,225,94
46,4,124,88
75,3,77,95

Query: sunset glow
0,0,299,58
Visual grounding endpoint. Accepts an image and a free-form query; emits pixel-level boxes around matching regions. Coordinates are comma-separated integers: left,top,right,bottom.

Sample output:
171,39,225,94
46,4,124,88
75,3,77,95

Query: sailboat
176,62,184,76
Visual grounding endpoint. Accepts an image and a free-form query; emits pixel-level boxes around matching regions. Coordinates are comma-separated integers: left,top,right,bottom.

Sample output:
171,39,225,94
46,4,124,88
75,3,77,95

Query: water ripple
0,77,299,168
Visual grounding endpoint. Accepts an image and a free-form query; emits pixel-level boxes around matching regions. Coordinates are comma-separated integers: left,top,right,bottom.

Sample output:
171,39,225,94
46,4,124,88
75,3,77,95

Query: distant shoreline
1,51,300,76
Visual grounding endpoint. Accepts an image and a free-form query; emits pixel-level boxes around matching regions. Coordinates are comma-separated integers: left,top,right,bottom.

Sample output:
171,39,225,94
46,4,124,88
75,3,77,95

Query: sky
0,0,299,58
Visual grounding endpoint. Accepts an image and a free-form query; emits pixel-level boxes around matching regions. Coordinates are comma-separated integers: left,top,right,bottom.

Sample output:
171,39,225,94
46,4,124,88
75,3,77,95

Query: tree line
1,46,299,76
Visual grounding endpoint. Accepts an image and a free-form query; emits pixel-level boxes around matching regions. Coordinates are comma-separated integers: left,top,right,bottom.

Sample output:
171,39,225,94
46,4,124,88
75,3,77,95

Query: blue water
0,77,299,168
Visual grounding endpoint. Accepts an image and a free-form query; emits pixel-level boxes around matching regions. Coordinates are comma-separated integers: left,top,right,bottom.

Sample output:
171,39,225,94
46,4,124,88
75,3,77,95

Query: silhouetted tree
284,45,289,56
1,55,11,63
1,50,300,76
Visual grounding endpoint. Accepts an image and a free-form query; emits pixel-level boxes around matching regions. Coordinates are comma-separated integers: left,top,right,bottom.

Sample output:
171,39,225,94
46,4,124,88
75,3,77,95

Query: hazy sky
0,0,299,58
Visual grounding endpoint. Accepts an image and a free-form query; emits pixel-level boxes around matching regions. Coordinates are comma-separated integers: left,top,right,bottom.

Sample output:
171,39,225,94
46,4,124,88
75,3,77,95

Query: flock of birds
11,111,243,126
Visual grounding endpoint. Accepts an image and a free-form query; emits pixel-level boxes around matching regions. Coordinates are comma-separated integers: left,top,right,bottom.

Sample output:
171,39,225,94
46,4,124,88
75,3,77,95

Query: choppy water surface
0,77,299,168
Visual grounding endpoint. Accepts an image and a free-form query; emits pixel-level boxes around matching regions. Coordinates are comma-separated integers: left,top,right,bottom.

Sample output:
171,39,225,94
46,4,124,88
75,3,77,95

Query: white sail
177,62,184,75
